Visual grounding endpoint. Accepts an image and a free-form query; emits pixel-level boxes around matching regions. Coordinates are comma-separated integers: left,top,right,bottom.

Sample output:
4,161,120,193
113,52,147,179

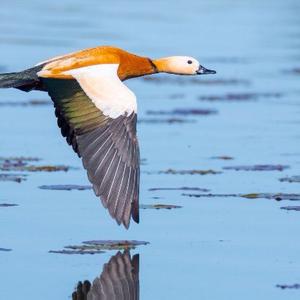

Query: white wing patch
64,64,137,119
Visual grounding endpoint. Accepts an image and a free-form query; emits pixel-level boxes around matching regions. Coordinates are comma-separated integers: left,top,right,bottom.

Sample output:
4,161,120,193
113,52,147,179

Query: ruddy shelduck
0,46,216,228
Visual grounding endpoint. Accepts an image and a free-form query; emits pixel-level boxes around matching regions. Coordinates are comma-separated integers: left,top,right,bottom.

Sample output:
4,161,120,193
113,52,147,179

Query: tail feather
0,65,45,92
0,72,33,88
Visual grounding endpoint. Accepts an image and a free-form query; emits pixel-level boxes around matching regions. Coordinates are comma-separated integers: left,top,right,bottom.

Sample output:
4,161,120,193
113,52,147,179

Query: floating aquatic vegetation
0,203,18,207
0,248,12,252
0,160,27,171
276,283,300,289
138,118,196,124
0,156,40,162
0,99,51,107
183,193,300,201
140,204,182,209
290,68,300,75
146,108,217,116
280,206,300,211
25,165,70,172
0,173,27,183
211,156,234,160
142,76,250,86
223,165,289,171
49,249,104,255
183,193,237,198
50,240,149,255
82,240,149,250
39,185,92,191
149,187,210,192
279,176,300,183
0,158,71,172
198,92,282,102
158,169,221,175
242,193,300,201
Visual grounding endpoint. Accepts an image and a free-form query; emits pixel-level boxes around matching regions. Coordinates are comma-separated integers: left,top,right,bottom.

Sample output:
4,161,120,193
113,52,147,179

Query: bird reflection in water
72,251,139,300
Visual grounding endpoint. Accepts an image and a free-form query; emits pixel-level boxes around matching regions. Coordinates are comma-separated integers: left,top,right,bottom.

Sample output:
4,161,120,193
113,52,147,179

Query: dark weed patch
279,176,300,183
158,169,221,175
0,248,12,252
140,204,182,209
149,187,210,192
23,165,70,172
146,108,217,116
39,185,92,191
183,193,300,201
142,76,251,86
276,284,300,289
0,203,18,207
223,165,289,171
82,240,149,250
0,157,71,172
211,156,234,160
198,92,282,102
49,249,104,255
0,156,40,162
290,68,300,75
242,193,300,201
280,206,300,211
50,240,149,255
0,173,27,183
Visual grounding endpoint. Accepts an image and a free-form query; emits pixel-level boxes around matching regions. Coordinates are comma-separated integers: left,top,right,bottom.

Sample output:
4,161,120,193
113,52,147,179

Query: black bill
196,65,216,75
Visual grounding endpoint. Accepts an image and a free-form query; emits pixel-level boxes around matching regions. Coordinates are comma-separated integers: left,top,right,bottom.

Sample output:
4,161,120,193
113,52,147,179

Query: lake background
1,0,300,299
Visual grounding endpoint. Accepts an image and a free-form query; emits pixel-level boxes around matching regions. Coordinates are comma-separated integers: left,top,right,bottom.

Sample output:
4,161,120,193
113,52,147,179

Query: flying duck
0,46,216,228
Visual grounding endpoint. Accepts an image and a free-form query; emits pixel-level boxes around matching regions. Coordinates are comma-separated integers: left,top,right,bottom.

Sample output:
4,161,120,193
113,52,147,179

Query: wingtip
132,212,139,224
122,213,139,229
131,200,140,224
88,167,139,229
123,217,130,229
132,254,140,275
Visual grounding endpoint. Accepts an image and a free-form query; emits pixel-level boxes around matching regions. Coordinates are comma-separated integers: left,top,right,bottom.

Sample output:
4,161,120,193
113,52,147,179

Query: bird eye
187,60,193,64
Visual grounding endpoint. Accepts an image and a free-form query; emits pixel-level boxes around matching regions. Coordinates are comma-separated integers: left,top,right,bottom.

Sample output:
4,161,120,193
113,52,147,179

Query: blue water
1,0,300,299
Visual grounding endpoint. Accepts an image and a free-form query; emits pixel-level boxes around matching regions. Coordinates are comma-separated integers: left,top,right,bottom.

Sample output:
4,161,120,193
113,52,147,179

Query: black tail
0,65,45,92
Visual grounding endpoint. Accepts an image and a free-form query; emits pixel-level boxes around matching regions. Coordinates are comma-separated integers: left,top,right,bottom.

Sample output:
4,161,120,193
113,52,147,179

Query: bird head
153,56,216,76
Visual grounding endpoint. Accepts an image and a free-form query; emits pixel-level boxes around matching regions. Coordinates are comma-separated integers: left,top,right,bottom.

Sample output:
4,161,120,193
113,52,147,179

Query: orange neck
152,57,172,73
117,52,158,81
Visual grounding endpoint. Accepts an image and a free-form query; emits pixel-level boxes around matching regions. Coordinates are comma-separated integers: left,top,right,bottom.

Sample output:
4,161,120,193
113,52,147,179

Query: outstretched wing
89,251,139,300
72,251,139,300
39,64,140,228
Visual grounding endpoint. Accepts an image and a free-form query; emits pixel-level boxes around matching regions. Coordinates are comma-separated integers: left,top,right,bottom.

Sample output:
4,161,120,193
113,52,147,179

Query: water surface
1,0,300,299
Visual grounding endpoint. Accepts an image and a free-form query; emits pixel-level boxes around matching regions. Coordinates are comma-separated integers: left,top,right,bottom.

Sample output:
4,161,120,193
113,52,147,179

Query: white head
153,56,216,76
